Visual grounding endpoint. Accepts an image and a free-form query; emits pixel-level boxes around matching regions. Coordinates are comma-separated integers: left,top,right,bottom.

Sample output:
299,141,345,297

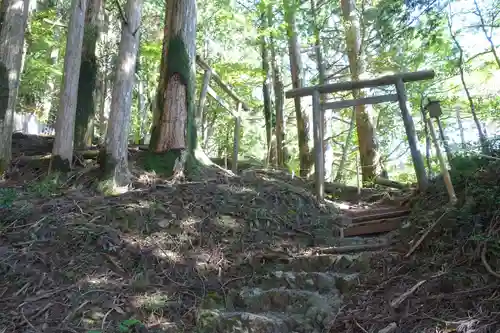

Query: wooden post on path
427,116,457,204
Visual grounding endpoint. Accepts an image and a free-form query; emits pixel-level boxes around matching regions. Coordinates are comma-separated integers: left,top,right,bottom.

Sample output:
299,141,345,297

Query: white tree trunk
102,0,143,187
0,0,30,175
51,0,87,169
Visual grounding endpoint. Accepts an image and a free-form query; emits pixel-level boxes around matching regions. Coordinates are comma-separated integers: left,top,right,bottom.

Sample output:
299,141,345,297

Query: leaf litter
1,146,345,332
3,133,500,333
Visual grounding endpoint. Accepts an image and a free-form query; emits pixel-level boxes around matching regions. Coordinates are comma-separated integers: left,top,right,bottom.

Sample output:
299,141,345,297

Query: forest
0,0,498,187
0,0,500,332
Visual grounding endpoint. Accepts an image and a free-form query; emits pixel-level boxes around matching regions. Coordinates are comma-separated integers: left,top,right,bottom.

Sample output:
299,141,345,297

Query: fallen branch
405,211,448,258
314,240,390,254
390,279,427,308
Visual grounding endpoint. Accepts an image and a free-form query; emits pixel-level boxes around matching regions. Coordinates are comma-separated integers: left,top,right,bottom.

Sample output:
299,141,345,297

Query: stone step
262,251,374,274
196,310,291,333
252,271,359,294
234,287,340,326
196,309,334,333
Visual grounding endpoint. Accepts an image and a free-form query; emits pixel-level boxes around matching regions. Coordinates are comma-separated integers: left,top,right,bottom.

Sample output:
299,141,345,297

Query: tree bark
267,3,285,167
284,0,312,177
100,0,142,187
51,0,87,170
259,11,273,161
0,0,29,175
149,0,203,176
74,0,102,149
340,0,382,182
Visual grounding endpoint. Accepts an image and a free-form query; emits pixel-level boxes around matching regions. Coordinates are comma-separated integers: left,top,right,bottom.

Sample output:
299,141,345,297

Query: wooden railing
285,70,435,200
195,55,249,173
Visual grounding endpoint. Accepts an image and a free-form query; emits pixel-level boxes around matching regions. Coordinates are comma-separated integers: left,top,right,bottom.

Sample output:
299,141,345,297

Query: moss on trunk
50,155,72,172
148,35,202,176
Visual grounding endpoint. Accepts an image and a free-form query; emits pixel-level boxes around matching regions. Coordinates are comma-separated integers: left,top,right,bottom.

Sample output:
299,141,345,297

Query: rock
378,322,398,333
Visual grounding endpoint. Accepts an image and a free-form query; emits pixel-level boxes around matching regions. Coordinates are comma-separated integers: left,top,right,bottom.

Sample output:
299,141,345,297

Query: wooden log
427,117,457,204
394,79,428,191
286,70,435,99
196,69,212,124
312,90,324,200
348,208,410,224
207,86,233,114
196,55,249,111
232,102,242,173
373,176,409,190
322,94,398,111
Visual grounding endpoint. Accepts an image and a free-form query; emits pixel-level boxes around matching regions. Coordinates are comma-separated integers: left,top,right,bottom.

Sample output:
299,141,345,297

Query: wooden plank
206,86,233,115
344,217,403,237
312,90,324,200
322,94,398,110
196,69,212,124
349,208,410,224
232,102,242,173
395,79,428,191
286,70,435,98
427,117,457,204
196,55,249,111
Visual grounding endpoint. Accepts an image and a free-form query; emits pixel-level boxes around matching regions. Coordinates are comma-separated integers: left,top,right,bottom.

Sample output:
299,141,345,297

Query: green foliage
141,150,180,177
27,173,62,198
0,187,16,208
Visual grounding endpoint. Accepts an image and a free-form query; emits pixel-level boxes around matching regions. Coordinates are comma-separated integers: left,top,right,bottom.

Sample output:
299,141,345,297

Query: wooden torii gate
195,55,249,173
285,70,435,200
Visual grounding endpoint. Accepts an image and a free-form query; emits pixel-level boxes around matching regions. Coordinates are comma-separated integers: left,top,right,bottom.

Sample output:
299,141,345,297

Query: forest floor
0,133,499,333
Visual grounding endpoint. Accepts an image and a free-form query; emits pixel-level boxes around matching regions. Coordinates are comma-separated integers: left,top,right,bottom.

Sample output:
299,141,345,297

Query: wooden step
344,216,404,237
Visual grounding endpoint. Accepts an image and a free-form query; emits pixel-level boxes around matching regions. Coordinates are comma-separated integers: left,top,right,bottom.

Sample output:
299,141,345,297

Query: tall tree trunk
0,0,29,175
97,6,110,142
260,12,273,160
455,107,465,147
149,5,169,148
100,0,142,188
74,0,102,149
340,0,381,182
448,14,487,150
150,0,203,176
284,0,312,177
51,0,87,170
267,3,285,167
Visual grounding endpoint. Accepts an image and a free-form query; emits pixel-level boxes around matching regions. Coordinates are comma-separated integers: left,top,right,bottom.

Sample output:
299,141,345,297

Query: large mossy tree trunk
340,0,382,183
149,0,206,177
284,0,312,177
51,0,87,171
74,0,102,149
0,0,29,176
99,0,142,188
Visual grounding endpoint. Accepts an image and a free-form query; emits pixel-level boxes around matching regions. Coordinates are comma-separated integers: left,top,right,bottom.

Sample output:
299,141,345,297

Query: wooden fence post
232,102,242,173
427,117,457,204
394,79,428,190
312,90,324,200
